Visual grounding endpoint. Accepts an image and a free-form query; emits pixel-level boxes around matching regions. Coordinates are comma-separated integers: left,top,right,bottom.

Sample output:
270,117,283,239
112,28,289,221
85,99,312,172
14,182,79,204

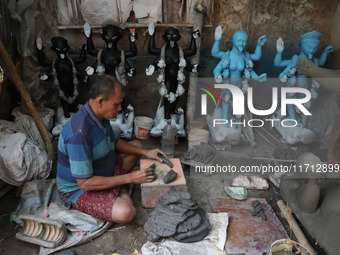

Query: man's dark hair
89,75,121,100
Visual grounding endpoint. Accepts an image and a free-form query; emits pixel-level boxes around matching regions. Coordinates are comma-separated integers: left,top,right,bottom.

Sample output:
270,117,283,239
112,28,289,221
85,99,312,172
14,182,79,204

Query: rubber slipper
224,186,247,200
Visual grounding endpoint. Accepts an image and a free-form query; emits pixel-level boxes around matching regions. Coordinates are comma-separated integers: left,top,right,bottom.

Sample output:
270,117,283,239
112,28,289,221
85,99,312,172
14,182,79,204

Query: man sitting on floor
57,74,164,223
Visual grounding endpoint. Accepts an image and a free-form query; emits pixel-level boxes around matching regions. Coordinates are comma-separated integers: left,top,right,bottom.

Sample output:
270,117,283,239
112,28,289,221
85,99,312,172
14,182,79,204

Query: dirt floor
0,127,330,255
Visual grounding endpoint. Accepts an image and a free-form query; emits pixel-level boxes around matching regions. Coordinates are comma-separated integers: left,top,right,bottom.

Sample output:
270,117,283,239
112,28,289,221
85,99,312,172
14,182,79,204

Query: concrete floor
0,132,329,255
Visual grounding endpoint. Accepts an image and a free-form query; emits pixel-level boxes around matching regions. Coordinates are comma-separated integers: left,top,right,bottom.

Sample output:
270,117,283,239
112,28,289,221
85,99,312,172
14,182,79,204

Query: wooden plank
186,6,203,125
163,0,168,24
58,24,213,31
211,197,288,254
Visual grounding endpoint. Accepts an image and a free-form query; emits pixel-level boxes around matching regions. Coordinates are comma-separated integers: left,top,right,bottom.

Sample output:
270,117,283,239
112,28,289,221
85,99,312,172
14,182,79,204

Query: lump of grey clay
158,189,191,205
176,213,202,233
147,163,157,181
163,169,178,184
173,215,210,243
144,188,210,243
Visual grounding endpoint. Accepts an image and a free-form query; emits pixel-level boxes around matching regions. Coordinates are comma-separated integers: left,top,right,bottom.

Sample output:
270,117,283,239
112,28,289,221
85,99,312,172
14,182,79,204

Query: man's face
100,86,123,120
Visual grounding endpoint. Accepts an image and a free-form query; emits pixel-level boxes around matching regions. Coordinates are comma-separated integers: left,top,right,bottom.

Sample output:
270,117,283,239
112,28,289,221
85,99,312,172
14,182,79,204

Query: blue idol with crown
273,31,333,144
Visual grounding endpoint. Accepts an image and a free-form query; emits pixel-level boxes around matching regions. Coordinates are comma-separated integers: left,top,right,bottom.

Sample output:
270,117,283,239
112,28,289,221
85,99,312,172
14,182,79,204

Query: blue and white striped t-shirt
57,102,118,206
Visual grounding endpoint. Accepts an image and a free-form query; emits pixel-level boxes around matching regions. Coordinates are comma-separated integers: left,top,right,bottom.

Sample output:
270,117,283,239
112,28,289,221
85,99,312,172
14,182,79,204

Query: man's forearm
115,139,147,156
328,114,340,158
77,174,132,192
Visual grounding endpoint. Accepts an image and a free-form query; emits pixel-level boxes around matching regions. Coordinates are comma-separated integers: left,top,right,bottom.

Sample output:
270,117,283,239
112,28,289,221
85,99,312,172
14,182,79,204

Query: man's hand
298,56,315,77
145,148,167,162
130,168,155,183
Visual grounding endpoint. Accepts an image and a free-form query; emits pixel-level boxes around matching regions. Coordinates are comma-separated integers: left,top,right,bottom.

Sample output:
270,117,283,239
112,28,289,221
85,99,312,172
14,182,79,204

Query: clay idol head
51,36,70,59
101,24,122,48
299,31,322,60
163,27,181,48
231,30,248,52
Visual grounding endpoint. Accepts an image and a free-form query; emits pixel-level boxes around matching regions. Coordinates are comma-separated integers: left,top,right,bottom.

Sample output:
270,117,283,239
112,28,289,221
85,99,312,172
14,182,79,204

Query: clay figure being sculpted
146,23,200,136
36,36,86,118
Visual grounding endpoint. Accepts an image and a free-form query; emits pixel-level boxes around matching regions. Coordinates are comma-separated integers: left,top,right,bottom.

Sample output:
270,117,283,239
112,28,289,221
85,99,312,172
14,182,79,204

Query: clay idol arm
151,55,161,71
74,44,87,64
213,59,226,83
211,26,225,59
273,38,291,67
148,22,161,55
84,23,98,56
184,30,200,57
318,45,333,67
250,35,267,61
125,61,135,77
146,55,161,76
36,38,52,66
250,70,267,81
125,32,138,58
